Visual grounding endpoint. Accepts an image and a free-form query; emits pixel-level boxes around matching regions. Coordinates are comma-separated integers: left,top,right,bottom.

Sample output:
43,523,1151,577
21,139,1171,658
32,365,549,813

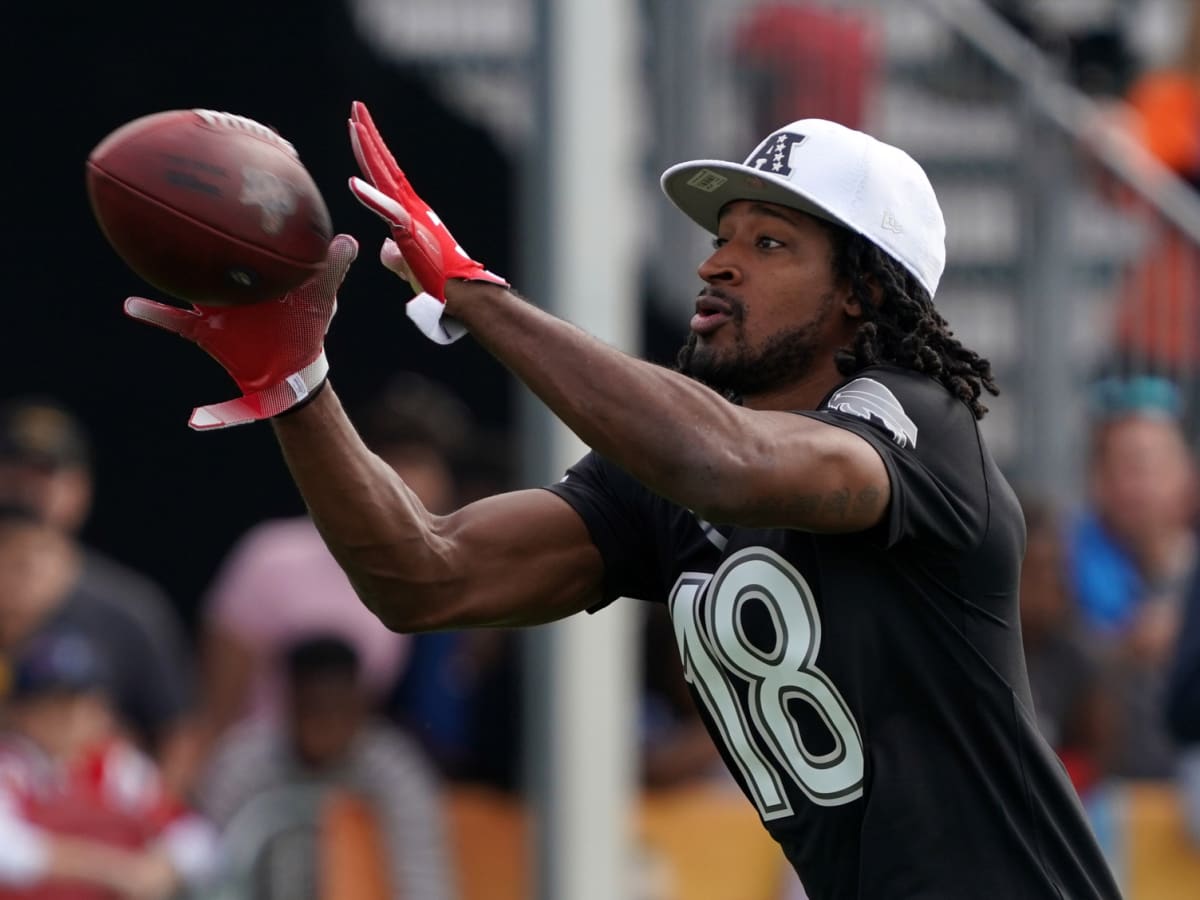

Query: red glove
347,100,506,344
124,234,358,430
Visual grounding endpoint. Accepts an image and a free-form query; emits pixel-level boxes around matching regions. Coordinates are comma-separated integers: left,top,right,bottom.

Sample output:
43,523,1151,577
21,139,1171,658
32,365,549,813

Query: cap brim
660,159,845,235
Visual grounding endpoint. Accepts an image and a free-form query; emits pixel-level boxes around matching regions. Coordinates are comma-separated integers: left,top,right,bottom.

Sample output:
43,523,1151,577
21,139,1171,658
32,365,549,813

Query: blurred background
6,0,1200,897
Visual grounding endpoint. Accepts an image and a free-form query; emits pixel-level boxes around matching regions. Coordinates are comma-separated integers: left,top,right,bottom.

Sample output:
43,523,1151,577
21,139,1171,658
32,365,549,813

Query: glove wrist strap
406,292,467,345
188,352,329,431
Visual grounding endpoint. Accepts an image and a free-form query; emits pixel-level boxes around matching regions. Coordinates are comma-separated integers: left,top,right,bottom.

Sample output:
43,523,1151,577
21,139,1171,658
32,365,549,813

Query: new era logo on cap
745,131,808,177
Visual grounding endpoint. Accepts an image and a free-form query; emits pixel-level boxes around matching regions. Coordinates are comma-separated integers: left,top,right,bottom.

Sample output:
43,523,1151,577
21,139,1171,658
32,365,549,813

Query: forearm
46,839,128,886
0,813,146,892
451,286,753,515
49,838,180,896
270,386,451,630
270,385,603,630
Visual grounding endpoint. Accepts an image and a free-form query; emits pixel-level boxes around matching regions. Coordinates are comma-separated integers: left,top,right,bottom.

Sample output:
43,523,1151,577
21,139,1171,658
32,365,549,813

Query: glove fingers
348,117,372,183
325,233,359,283
287,234,358,317
348,120,391,193
349,116,405,201
350,99,372,132
350,102,404,183
348,106,423,210
313,233,359,299
124,297,199,339
349,176,412,230
381,238,425,294
352,124,409,205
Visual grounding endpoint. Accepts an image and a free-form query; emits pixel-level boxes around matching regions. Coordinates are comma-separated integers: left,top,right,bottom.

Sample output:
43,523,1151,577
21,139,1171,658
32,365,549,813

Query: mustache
697,286,745,321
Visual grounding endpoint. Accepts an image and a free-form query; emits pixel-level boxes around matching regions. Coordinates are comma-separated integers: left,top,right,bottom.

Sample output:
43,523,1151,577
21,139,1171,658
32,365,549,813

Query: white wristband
406,293,467,345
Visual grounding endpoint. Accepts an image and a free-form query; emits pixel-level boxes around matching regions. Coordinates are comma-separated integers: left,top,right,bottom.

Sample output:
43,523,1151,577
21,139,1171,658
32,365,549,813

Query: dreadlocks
826,225,998,420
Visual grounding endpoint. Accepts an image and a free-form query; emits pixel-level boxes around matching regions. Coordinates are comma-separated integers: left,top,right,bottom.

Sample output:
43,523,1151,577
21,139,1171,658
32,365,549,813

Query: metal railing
910,0,1200,491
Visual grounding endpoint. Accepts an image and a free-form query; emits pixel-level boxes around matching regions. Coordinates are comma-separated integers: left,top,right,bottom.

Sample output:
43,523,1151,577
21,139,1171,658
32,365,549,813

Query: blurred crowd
12,2,1200,898
6,364,1200,898
0,377,526,899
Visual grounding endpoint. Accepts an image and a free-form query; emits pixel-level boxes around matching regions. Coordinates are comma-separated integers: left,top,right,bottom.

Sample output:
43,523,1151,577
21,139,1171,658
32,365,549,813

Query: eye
756,235,784,250
711,236,728,249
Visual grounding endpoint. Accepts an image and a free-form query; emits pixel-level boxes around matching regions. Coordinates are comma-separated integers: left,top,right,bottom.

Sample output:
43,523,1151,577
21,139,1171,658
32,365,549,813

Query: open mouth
691,293,734,335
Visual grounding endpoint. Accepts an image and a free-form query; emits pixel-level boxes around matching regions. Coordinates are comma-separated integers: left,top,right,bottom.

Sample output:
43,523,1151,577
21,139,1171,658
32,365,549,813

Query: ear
841,287,862,320
841,276,881,320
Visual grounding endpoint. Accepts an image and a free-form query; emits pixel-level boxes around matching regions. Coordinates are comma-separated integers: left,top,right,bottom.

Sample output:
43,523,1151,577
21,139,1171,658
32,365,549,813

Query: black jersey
546,366,1121,900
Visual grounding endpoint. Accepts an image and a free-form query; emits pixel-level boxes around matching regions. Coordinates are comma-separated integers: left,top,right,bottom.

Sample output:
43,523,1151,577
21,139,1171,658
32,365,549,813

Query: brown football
86,109,332,306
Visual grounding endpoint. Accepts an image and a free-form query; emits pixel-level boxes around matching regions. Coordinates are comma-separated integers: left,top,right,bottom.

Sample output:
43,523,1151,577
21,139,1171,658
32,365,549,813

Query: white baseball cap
660,119,946,298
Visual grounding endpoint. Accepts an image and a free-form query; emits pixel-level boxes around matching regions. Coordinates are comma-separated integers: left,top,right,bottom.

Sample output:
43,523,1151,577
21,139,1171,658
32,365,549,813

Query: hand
124,234,358,430
346,100,506,343
1125,599,1180,666
114,851,179,900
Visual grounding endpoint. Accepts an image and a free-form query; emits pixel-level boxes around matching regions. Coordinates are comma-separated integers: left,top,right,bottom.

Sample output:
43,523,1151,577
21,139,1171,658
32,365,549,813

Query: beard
676,291,836,398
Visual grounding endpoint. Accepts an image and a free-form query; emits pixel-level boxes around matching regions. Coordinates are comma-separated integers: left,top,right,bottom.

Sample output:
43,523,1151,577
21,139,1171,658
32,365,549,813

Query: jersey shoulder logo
826,377,918,449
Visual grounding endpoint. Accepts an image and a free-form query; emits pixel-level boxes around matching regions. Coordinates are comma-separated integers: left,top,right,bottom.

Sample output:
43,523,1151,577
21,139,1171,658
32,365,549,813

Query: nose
698,243,741,286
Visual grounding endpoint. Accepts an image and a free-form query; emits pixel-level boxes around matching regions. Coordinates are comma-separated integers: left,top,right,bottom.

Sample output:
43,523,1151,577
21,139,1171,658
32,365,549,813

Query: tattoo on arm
795,494,821,517
821,488,850,520
852,486,882,517
771,485,883,525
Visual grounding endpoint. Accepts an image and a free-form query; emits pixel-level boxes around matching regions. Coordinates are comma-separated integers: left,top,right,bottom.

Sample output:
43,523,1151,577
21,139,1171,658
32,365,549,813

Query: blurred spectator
1069,374,1199,778
1018,496,1116,794
1181,748,1200,845
0,506,193,779
195,373,518,788
1124,0,1200,188
0,398,195,776
424,626,524,792
192,375,452,751
198,635,454,900
375,394,523,790
0,628,216,899
1112,1,1200,382
1169,538,1200,742
1168,543,1200,843
732,4,878,134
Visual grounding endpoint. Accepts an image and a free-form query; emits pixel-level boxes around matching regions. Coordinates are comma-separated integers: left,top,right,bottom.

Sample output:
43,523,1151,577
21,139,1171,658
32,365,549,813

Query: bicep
413,489,606,630
706,412,891,533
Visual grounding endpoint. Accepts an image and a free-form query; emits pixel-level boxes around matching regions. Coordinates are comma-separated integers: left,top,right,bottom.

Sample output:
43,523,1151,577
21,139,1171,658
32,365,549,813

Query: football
86,109,333,306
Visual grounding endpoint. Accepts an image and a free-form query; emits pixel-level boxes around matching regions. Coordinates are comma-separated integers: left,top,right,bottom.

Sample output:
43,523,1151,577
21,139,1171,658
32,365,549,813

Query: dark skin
272,201,891,632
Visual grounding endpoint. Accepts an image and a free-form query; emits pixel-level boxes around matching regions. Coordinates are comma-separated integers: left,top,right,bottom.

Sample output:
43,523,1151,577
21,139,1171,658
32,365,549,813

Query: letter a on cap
744,131,807,177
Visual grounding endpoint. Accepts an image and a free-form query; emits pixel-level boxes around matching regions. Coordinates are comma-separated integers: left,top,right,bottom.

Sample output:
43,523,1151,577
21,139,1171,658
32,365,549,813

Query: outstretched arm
447,282,887,532
124,232,605,634
271,386,605,632
346,100,887,534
